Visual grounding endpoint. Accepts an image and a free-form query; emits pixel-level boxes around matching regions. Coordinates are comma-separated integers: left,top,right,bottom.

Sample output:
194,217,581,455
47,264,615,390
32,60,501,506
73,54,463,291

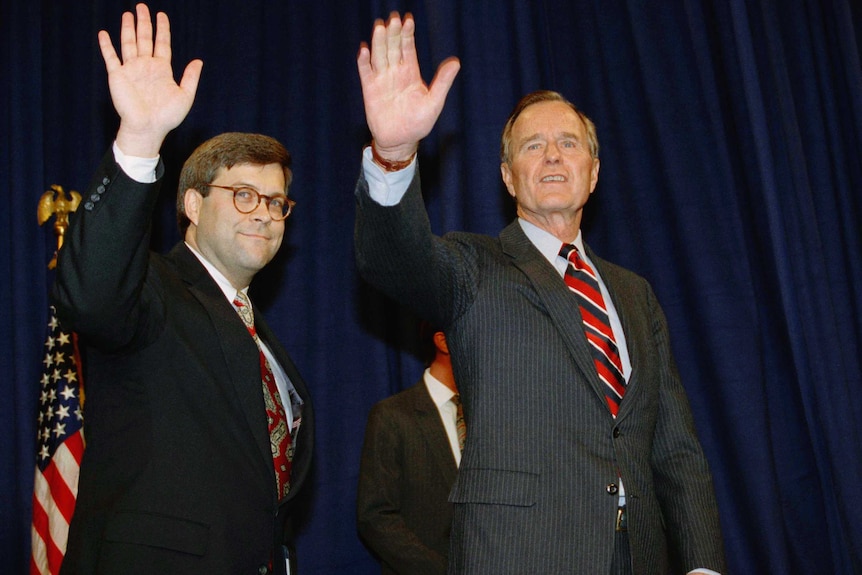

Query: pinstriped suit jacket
354,170,726,575
357,379,457,574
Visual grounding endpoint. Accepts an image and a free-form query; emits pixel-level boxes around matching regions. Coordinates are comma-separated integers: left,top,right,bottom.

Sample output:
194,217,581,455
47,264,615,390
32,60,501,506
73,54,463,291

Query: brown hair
499,90,599,164
176,132,292,235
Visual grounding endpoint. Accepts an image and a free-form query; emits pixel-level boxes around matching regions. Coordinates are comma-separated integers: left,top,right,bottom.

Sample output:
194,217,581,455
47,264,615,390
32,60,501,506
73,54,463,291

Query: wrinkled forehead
513,101,587,139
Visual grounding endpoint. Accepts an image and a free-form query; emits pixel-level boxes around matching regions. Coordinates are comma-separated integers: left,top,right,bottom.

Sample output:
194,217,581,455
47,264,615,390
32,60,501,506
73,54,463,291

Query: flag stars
61,385,77,400
63,369,78,384
56,404,71,420
52,422,67,438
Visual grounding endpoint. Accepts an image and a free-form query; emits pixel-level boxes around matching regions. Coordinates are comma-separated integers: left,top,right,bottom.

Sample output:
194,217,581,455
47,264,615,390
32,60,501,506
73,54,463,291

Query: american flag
31,306,85,575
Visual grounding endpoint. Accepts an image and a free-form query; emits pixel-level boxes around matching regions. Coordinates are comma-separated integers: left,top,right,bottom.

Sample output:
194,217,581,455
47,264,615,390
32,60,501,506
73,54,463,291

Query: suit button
612,427,621,438
606,483,619,495
257,565,270,575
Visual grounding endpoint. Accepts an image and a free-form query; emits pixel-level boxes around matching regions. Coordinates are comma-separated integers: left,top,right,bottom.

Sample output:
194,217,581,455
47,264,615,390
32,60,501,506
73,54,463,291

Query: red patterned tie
233,291,292,498
560,244,626,417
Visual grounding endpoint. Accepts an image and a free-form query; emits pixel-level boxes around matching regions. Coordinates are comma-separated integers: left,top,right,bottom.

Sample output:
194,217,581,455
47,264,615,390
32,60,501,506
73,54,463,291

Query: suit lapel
586,248,643,421
169,244,273,469
499,222,613,412
411,382,458,483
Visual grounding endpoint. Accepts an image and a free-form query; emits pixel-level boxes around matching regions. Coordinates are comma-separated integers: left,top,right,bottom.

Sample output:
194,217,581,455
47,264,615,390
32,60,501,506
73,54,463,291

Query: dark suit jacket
357,378,457,575
354,169,726,575
52,152,314,575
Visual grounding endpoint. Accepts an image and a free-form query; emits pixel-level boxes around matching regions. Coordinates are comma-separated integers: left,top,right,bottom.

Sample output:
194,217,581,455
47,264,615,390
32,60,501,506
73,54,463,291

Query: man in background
357,324,462,574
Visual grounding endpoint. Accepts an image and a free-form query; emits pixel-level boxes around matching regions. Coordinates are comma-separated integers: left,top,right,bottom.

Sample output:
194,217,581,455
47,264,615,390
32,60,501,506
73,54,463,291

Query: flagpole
31,187,85,575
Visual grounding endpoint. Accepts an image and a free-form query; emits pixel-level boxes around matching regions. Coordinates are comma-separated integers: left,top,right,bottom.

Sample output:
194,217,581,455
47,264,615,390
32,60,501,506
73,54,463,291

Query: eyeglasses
205,184,295,221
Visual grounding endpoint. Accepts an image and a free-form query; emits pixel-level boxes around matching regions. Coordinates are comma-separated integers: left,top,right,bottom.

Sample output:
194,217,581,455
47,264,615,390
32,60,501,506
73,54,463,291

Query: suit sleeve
646,283,727,573
51,150,165,351
354,168,476,330
356,404,448,575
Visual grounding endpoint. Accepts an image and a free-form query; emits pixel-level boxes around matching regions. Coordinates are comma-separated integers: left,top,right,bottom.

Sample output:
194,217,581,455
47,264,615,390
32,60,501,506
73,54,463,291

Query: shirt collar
517,218,585,276
424,368,457,407
184,241,249,304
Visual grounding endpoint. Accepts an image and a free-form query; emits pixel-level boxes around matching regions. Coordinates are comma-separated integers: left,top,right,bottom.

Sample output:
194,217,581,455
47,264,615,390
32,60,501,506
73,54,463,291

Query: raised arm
100,3,202,157
357,12,460,164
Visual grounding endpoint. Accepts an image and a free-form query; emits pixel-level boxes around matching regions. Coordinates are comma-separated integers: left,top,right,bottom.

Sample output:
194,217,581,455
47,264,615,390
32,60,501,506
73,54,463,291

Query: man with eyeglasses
51,5,312,575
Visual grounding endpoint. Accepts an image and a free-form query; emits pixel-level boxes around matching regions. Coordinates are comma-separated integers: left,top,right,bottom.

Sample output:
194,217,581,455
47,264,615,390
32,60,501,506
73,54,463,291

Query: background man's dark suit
354,171,726,574
357,379,457,575
52,154,313,575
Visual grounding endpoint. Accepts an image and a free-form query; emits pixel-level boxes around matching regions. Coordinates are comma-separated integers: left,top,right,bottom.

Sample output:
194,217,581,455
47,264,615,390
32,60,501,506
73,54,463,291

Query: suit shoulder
370,381,429,414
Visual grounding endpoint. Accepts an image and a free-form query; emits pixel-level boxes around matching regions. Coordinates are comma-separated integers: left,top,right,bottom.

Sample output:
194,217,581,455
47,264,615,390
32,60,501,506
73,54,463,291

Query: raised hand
357,12,460,162
99,4,203,157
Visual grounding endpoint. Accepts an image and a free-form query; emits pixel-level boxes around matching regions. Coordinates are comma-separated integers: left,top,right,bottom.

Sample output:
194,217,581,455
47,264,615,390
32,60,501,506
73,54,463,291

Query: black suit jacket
357,378,457,575
354,168,726,574
52,152,313,575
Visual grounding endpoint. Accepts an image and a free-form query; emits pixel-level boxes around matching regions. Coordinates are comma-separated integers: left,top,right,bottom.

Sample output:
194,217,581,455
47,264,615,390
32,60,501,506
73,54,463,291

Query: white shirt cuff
361,146,415,206
112,141,159,184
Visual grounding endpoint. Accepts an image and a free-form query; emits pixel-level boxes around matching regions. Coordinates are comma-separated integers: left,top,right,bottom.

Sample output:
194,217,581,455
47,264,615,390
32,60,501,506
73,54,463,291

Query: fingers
153,11,172,61
398,14,419,70
178,59,204,100
368,17,388,72
384,12,404,67
98,30,121,74
365,12,415,73
428,57,461,105
118,9,137,63
356,43,372,83
134,4,154,59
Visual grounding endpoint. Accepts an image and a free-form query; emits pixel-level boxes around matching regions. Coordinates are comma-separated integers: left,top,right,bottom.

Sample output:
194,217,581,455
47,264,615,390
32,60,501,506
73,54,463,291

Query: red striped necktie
233,291,292,499
559,244,626,417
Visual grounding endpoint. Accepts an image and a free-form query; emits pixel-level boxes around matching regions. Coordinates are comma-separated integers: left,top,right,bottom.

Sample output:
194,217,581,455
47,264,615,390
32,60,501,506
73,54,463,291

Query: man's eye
269,197,286,209
235,188,256,200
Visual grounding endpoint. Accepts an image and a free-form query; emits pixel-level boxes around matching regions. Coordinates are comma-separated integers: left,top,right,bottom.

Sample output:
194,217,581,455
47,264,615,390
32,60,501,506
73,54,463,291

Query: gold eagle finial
37,184,82,269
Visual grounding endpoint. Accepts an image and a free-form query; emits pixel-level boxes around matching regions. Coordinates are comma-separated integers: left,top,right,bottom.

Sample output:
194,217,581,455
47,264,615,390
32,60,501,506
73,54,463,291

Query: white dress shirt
423,369,461,467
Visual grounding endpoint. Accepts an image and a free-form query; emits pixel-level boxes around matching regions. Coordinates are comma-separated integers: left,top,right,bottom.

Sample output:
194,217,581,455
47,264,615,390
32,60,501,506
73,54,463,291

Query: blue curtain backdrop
3,0,861,573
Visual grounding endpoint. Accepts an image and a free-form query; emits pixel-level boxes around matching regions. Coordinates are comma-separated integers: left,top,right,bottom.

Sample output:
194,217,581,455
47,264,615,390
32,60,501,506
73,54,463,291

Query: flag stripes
31,307,84,575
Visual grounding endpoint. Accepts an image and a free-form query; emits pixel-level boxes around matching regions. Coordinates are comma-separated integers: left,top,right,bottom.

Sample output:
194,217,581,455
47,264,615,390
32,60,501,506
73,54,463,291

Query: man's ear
183,188,203,227
500,163,516,198
589,158,600,194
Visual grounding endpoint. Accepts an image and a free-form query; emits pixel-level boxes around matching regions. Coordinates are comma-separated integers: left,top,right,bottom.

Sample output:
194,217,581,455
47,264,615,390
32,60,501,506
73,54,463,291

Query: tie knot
233,291,255,331
560,243,582,266
562,243,595,277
